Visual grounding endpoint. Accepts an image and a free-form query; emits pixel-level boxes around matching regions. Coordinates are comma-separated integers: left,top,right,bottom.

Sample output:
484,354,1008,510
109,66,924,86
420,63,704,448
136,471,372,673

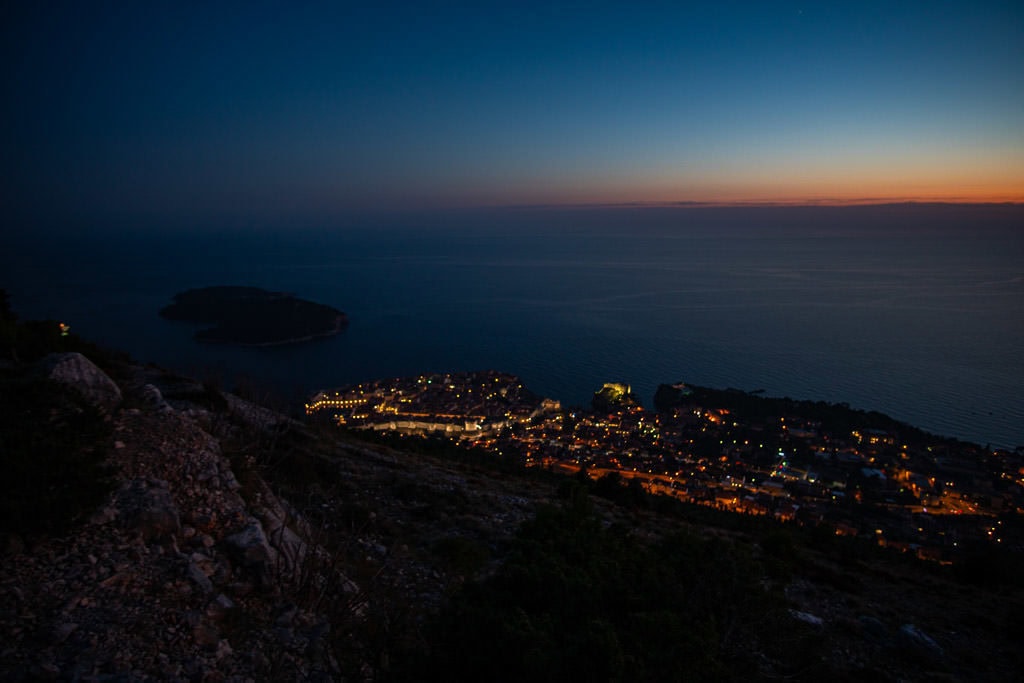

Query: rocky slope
2,352,1022,681
0,352,556,681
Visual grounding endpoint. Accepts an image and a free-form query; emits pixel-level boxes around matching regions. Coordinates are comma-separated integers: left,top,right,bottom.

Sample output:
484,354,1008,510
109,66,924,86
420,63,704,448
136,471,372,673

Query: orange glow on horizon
425,151,1024,208
345,159,1024,210
467,179,1024,209
452,187,1024,210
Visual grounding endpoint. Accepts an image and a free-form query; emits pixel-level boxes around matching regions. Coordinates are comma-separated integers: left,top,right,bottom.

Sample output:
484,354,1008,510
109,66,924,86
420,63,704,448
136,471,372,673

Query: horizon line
479,197,1024,211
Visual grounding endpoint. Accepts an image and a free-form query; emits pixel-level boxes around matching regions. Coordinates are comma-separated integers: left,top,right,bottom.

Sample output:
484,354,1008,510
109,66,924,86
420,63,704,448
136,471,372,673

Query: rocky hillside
0,351,558,680
1,348,1022,681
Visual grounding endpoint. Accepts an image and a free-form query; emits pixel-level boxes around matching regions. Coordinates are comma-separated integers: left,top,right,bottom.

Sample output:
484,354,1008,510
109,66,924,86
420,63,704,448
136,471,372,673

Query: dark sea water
5,205,1023,448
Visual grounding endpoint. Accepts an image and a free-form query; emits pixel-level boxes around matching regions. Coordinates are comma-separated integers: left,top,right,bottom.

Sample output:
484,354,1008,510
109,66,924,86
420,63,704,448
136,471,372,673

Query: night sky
4,1,1023,222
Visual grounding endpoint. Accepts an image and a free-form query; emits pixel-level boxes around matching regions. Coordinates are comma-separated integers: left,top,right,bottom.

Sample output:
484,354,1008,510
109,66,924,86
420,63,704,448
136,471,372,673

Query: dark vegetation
342,429,550,476
0,375,114,539
345,425,1024,593
393,487,822,682
159,285,346,345
0,290,118,539
375,449,1023,681
573,467,926,581
0,288,128,371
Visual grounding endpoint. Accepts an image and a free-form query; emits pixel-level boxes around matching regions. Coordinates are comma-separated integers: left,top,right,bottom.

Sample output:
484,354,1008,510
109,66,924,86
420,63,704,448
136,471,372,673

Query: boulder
224,519,279,585
253,487,312,578
223,392,293,434
789,609,824,628
117,478,181,542
39,352,122,413
897,623,944,662
259,508,309,578
187,561,214,594
139,384,173,413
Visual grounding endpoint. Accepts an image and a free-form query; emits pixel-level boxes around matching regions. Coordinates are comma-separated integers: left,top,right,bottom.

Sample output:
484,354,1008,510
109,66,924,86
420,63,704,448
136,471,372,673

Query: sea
5,204,1023,449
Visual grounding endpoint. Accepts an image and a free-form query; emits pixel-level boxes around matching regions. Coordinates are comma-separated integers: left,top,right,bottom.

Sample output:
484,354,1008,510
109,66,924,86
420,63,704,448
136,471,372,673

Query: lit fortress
306,370,560,438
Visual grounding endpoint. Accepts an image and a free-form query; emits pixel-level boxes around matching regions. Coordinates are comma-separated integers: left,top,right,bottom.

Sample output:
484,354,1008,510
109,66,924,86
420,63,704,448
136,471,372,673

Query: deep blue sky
3,1,1023,223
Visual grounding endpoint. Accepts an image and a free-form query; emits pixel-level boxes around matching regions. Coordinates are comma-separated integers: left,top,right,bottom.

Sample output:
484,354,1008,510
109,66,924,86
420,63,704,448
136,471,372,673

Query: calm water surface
6,205,1023,448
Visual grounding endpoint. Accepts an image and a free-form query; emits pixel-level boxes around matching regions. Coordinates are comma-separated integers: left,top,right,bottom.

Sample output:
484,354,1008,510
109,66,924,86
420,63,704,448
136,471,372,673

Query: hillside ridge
1,346,1022,680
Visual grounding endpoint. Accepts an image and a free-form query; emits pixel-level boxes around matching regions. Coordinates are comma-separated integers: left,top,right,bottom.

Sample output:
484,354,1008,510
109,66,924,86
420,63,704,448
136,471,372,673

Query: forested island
159,286,347,346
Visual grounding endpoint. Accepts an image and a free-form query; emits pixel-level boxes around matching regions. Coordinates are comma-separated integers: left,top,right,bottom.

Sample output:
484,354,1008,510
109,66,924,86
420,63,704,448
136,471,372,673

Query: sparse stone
139,383,173,412
205,593,236,622
897,623,944,660
194,621,220,649
187,562,214,594
274,603,299,627
224,520,278,584
120,479,181,542
789,609,824,627
37,661,60,680
89,505,118,525
221,469,241,491
51,621,78,644
258,507,308,577
215,639,233,661
38,352,122,413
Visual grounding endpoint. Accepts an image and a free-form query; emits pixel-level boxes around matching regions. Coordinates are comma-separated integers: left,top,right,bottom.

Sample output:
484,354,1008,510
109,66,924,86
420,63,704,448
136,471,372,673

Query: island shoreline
160,286,347,347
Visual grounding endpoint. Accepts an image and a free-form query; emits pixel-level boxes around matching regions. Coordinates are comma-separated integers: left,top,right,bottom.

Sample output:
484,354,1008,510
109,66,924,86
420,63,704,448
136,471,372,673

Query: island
159,286,347,346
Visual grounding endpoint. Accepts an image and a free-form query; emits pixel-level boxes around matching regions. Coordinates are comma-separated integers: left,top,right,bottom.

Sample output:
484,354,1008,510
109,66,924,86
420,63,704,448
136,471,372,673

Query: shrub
0,375,113,539
432,536,491,579
393,491,811,682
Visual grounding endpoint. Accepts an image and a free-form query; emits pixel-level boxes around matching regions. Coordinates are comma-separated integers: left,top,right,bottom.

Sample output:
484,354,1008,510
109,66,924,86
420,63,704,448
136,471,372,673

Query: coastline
161,286,347,348
7,211,1019,449
195,314,348,348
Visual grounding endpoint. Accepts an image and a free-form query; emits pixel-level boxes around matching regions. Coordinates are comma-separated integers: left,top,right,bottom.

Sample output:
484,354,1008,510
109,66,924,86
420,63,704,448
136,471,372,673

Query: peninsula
308,372,1024,564
159,286,347,346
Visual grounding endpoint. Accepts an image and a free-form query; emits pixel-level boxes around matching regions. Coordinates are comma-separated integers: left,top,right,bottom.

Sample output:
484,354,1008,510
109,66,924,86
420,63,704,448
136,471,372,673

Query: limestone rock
193,621,220,649
205,593,236,621
187,561,214,594
39,352,122,413
255,495,311,578
117,478,181,542
139,383,173,413
51,621,78,644
223,391,293,434
897,623,944,661
789,609,824,628
224,519,279,584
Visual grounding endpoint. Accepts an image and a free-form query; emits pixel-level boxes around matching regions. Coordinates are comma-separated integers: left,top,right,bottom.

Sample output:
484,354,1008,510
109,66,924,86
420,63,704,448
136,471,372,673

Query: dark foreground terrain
1,305,1022,681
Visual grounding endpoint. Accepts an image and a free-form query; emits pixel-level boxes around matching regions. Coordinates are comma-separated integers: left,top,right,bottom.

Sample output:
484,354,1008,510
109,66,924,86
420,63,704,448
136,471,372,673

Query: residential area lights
307,372,1024,563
